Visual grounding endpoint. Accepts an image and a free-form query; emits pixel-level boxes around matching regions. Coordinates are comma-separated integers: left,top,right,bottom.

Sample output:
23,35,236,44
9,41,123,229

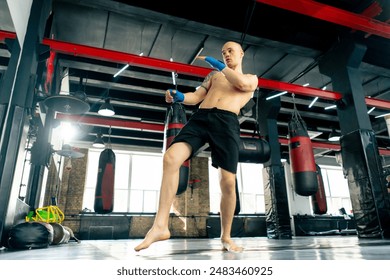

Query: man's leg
218,168,243,252
134,142,192,252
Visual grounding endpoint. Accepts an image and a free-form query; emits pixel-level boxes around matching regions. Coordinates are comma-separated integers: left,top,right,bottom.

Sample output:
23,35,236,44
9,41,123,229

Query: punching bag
164,102,190,195
311,164,328,215
238,137,271,163
94,148,116,214
288,108,318,196
234,177,241,215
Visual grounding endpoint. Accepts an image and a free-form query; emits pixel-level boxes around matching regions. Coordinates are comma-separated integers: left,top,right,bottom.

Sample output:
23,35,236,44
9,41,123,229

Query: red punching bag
311,164,328,214
288,106,318,196
94,148,115,214
164,102,190,195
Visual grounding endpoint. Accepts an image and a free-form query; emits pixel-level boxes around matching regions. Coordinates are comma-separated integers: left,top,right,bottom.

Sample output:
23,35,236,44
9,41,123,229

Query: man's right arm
166,86,207,105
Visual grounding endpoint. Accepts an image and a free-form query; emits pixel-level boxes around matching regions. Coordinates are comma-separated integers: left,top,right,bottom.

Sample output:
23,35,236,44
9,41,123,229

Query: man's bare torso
199,72,254,115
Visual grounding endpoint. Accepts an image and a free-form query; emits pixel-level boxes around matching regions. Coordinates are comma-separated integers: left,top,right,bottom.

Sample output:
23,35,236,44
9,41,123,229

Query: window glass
83,149,352,216
208,160,265,214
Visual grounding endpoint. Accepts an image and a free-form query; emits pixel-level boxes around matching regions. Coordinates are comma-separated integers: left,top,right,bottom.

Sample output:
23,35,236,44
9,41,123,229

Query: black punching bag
234,177,241,215
164,102,190,195
311,164,328,215
288,110,318,196
94,148,116,214
238,137,271,163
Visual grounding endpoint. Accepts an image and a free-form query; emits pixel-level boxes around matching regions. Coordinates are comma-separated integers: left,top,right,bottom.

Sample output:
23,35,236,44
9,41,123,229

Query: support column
319,36,390,238
0,0,52,246
258,94,292,239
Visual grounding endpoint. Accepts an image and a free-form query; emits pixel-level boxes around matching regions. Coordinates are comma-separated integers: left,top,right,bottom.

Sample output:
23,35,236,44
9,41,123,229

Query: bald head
222,41,243,53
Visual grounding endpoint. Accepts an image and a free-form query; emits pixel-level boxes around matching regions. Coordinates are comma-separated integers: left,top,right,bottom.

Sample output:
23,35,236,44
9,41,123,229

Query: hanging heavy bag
234,177,241,215
239,137,271,163
311,164,328,215
163,102,190,195
288,101,318,196
239,95,271,164
94,148,116,214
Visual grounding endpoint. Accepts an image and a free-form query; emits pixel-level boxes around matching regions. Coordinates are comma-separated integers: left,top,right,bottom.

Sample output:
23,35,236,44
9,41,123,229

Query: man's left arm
222,68,258,92
198,56,258,92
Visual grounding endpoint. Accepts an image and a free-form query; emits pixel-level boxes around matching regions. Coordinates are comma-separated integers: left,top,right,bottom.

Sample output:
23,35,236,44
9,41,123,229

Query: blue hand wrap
169,89,184,103
205,56,226,71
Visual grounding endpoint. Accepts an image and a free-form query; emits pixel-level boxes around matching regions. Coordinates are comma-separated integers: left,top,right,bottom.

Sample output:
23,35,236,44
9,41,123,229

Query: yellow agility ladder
25,205,65,224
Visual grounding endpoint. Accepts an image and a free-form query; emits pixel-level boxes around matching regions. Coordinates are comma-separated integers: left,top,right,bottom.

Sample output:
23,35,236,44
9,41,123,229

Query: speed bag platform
238,137,271,163
94,148,116,214
164,102,190,195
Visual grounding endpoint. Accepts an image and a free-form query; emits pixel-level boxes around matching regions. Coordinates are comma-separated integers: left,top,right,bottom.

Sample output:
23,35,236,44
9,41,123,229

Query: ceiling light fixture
367,107,375,114
308,97,318,108
325,104,337,110
113,64,129,78
98,98,115,116
375,112,390,118
190,45,204,65
92,133,105,148
266,91,288,100
328,128,341,142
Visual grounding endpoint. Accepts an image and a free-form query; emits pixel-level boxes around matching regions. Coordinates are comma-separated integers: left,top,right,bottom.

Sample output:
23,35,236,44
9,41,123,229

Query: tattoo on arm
200,71,217,92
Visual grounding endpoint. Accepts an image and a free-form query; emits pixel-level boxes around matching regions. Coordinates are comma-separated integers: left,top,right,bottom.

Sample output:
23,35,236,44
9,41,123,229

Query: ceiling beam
256,0,390,39
57,113,390,156
2,29,390,109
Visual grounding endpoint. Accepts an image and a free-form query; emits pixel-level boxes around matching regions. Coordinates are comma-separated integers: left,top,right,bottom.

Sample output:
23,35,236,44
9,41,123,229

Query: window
83,149,162,213
83,148,352,216
208,159,265,214
319,165,352,216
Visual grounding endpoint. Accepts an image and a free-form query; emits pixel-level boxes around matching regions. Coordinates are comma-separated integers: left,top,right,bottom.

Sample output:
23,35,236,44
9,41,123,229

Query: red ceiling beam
256,0,390,39
42,38,210,78
258,77,342,100
41,37,390,108
58,114,390,156
0,30,16,41
56,114,165,132
2,30,390,109
277,137,390,156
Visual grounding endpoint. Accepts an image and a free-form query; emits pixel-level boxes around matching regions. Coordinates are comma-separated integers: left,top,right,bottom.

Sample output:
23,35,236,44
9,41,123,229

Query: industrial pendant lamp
92,133,105,148
328,128,341,142
98,98,115,116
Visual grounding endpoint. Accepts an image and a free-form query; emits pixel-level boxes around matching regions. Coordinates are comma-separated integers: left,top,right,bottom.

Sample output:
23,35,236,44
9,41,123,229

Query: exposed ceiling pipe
256,0,390,39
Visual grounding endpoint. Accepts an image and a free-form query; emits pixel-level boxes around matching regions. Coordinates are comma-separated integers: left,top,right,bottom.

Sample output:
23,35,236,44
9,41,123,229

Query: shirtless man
134,41,258,252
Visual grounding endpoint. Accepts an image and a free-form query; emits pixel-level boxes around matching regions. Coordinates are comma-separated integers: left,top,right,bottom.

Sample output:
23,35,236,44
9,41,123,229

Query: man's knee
163,143,191,167
219,173,236,194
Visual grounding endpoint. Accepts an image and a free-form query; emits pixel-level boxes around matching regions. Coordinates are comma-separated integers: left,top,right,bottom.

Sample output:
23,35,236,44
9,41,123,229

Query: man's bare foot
134,227,170,252
221,239,243,252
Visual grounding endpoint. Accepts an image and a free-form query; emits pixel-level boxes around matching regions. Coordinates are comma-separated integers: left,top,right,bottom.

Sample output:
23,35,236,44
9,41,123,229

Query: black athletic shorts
170,107,240,174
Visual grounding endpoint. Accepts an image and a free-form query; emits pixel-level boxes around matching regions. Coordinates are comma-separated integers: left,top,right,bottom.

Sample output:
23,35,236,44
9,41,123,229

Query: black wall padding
340,129,390,238
206,217,245,238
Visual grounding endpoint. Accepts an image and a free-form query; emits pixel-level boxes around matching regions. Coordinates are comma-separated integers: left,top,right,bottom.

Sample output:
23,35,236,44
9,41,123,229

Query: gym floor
1,235,390,260
1,236,389,279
